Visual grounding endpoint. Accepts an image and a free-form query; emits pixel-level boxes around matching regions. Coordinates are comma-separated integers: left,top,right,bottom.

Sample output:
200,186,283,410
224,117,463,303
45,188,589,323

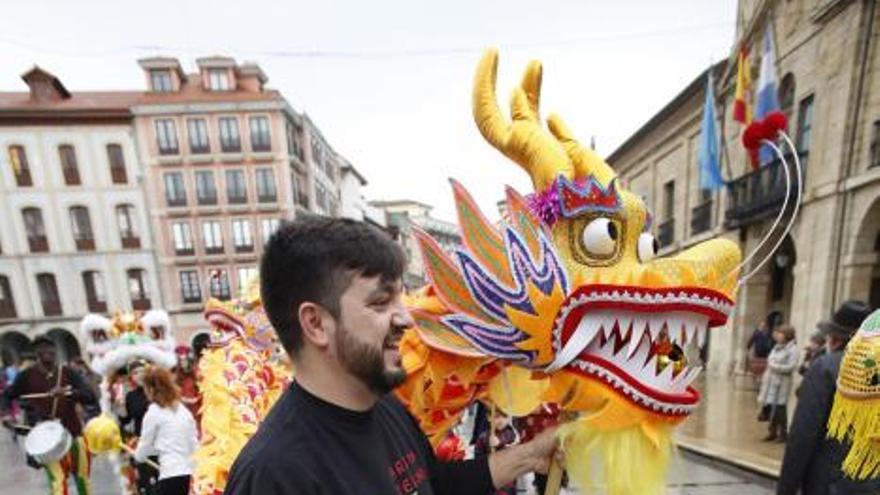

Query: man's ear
298,302,331,349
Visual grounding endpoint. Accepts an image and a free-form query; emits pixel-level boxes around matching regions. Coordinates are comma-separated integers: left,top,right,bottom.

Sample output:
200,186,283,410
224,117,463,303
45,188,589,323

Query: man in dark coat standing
777,300,880,495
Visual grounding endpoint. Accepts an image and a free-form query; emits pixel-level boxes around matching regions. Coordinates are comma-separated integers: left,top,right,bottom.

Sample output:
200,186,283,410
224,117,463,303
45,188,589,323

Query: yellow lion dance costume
193,49,742,495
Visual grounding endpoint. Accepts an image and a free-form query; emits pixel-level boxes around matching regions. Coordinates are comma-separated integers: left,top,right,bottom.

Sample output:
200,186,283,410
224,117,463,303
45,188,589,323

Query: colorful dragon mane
193,279,292,495
394,49,742,494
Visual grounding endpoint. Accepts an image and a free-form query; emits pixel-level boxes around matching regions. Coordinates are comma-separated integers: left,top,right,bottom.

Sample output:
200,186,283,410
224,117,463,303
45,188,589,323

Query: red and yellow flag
733,45,753,125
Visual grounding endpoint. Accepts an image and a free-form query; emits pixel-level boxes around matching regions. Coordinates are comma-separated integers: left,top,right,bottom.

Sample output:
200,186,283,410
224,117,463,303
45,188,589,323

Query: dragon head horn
472,48,617,190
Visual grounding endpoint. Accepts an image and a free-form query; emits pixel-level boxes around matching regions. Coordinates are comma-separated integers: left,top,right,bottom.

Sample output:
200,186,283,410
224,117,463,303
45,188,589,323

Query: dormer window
151,70,173,92
208,69,231,91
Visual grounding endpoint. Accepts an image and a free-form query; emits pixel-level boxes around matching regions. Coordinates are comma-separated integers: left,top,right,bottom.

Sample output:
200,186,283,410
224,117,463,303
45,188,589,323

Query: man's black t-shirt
224,382,493,495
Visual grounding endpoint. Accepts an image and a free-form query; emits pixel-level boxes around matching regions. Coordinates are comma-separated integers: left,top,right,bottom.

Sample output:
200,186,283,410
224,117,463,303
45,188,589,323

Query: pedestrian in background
777,300,880,495
134,366,198,495
758,324,799,442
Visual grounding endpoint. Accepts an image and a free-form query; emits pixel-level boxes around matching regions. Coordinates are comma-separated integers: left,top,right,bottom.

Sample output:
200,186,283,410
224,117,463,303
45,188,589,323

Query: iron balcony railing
724,151,808,229
691,201,713,236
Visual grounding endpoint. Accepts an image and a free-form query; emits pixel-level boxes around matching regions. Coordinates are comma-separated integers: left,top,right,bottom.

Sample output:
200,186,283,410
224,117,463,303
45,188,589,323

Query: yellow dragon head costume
395,49,742,494
827,309,880,481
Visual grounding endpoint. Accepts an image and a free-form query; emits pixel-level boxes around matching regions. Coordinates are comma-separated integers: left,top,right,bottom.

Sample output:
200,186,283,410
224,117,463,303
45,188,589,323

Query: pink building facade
132,56,311,342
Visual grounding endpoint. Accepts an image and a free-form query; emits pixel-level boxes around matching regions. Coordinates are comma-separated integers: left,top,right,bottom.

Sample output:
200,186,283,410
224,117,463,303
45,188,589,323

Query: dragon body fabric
193,285,292,495
394,49,742,495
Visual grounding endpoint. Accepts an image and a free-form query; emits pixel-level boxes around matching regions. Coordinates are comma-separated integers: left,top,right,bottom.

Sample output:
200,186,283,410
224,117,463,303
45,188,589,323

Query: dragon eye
581,218,617,257
638,233,658,262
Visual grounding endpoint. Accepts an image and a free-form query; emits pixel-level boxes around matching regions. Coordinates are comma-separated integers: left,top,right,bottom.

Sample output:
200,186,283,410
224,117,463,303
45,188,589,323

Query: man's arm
133,408,158,462
66,368,97,406
776,357,836,495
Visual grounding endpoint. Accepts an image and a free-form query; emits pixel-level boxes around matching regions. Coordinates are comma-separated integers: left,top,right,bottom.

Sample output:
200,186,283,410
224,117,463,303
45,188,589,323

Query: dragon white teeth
697,325,707,349
648,318,663,343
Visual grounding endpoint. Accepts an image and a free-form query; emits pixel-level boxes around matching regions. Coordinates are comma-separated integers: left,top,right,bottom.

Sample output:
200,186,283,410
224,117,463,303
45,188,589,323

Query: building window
226,170,248,204
209,269,231,300
249,116,272,152
658,180,675,248
127,269,151,310
164,172,187,207
260,218,280,244
22,207,48,252
315,182,335,215
202,221,223,254
106,144,127,184
255,168,277,202
187,118,210,154
179,270,202,304
36,273,61,316
286,121,303,160
59,145,81,185
195,171,218,205
8,145,32,187
208,69,231,91
150,70,173,92
292,171,309,208
796,95,814,153
0,275,15,318
116,204,140,249
155,119,179,155
232,219,253,252
172,222,194,256
69,206,95,251
310,137,334,179
870,120,880,168
779,73,796,122
219,117,241,152
237,267,258,294
82,271,106,313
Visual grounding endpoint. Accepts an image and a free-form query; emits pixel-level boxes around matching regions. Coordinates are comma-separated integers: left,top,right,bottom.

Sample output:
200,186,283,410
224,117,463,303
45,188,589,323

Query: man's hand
49,386,71,397
488,425,559,488
524,426,560,474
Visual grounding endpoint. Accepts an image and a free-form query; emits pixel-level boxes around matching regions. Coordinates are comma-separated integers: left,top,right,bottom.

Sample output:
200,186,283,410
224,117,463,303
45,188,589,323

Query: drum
25,420,72,464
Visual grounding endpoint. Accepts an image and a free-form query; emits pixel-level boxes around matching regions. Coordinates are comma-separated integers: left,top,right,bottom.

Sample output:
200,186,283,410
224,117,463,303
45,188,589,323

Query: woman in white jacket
135,366,198,495
758,324,799,442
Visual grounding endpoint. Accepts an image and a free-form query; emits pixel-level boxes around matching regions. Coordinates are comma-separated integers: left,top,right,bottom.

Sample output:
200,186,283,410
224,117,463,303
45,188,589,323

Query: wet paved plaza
0,429,775,495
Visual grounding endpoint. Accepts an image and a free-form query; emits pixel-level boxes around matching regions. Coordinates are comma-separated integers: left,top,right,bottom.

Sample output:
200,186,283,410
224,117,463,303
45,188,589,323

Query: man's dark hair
260,216,406,355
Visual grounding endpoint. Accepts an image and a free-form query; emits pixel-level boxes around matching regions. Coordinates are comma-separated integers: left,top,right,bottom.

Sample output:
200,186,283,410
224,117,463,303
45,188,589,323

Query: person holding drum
134,366,198,495
1,335,97,495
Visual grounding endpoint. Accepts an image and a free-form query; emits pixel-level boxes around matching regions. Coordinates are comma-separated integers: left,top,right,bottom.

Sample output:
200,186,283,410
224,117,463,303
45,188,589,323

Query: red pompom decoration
764,111,788,134
742,121,765,150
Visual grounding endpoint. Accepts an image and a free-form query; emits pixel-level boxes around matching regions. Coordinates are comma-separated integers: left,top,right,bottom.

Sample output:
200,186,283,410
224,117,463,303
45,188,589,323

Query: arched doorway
0,331,32,367
766,235,797,322
46,328,81,364
845,197,880,310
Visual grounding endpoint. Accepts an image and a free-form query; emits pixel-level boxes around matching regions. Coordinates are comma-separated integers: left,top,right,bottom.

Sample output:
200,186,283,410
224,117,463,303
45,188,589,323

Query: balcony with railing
0,301,16,319
28,236,49,253
87,299,107,313
690,201,713,236
131,298,152,311
724,151,807,229
42,299,62,316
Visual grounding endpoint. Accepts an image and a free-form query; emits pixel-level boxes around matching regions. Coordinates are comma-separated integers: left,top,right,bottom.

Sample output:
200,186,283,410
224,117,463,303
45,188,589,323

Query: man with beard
224,216,557,495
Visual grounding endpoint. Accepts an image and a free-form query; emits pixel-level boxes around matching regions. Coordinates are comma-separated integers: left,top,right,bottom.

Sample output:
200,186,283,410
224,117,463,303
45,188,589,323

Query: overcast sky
1,0,737,221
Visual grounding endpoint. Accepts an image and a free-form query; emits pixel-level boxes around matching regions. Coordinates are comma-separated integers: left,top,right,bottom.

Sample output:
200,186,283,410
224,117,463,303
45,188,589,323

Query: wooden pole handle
119,443,161,471
543,454,564,495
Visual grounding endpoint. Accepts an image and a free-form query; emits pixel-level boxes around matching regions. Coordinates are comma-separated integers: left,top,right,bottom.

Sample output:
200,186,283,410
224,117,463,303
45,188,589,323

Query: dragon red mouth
551,285,734,416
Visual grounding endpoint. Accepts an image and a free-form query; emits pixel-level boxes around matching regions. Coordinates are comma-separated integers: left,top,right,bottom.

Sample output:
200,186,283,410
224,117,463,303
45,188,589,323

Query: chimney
21,66,70,102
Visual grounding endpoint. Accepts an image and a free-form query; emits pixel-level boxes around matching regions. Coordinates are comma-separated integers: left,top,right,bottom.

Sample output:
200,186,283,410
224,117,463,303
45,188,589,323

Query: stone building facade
0,68,161,363
608,0,880,375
